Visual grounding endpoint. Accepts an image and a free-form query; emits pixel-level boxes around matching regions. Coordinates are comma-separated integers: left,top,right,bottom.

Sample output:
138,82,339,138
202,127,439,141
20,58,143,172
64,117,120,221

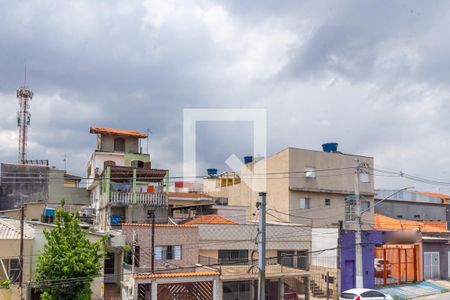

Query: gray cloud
1,0,450,193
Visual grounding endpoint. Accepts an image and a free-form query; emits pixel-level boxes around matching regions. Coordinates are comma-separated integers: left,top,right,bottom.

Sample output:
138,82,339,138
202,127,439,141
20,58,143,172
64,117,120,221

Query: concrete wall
99,135,140,153
375,200,449,223
122,225,199,271
0,164,48,210
198,223,311,251
311,228,338,268
423,242,450,279
48,169,89,206
204,147,375,228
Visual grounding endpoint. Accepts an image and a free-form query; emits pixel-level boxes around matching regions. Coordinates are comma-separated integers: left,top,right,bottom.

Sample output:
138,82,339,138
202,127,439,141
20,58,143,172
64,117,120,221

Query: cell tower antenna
17,76,33,164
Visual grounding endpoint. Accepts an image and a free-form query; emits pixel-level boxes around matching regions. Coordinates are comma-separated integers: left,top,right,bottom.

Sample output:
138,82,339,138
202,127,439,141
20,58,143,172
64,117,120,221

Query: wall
122,225,199,271
48,169,89,206
423,242,450,279
288,148,374,195
198,223,311,252
99,135,140,153
124,153,150,167
0,202,45,222
0,164,48,210
375,200,448,223
311,228,338,268
340,230,383,291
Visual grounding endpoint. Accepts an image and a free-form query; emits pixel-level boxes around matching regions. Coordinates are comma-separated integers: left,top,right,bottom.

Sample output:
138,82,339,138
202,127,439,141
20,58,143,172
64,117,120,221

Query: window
361,291,386,298
155,245,181,260
300,198,310,209
218,250,248,264
104,252,115,274
114,137,125,152
361,200,370,212
345,199,356,222
359,171,370,183
397,215,403,219
325,198,331,206
304,167,316,178
9,259,20,283
414,214,421,219
131,160,145,168
340,293,357,299
135,246,140,267
278,251,295,267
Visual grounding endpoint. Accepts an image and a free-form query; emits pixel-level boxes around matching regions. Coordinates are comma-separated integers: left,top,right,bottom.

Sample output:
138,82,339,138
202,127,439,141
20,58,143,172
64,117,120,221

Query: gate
374,245,420,287
424,252,440,279
158,281,213,300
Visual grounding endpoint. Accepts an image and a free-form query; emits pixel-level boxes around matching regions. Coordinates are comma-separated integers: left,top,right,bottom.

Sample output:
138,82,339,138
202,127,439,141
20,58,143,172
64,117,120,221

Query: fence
310,255,339,299
374,244,420,287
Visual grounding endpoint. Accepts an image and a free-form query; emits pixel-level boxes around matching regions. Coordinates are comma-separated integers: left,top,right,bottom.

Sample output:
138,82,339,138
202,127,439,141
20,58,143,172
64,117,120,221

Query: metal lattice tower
17,85,33,164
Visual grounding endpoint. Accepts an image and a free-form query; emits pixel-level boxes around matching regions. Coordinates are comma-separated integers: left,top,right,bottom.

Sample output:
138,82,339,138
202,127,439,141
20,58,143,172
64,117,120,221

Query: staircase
310,279,327,298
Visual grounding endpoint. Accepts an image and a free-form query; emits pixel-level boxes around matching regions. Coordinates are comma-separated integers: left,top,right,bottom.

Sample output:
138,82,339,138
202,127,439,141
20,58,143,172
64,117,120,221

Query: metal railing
110,191,167,205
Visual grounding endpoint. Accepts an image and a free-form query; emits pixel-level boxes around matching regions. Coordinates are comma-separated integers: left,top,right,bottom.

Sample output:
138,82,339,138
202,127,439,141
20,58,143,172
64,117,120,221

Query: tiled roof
0,219,34,240
134,271,219,279
374,214,449,233
122,223,196,228
416,191,450,199
168,192,212,199
89,126,147,138
183,215,237,225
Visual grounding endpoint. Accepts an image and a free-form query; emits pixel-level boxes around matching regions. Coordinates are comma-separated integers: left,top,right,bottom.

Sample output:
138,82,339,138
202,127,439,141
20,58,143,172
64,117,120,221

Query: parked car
374,258,391,277
340,289,393,300
284,286,298,300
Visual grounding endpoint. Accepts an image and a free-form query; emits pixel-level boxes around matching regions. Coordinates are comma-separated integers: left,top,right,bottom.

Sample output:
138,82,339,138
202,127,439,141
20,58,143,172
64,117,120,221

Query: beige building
0,219,104,300
204,147,374,228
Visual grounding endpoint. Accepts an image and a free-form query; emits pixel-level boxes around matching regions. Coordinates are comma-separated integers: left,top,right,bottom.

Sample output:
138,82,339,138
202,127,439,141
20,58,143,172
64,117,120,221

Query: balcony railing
110,191,167,205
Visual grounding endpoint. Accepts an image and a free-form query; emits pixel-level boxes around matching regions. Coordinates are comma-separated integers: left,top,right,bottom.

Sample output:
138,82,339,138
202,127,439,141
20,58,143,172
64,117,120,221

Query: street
414,293,450,300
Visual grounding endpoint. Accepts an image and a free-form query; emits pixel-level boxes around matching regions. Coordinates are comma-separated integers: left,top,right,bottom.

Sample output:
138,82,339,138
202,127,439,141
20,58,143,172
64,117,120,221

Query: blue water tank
322,143,338,152
44,208,55,217
207,168,218,176
244,156,253,164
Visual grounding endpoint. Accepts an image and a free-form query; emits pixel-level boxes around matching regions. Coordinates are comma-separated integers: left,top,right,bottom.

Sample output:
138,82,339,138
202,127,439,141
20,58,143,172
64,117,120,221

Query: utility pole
257,192,266,300
150,210,156,273
19,205,25,300
132,230,136,274
354,161,364,288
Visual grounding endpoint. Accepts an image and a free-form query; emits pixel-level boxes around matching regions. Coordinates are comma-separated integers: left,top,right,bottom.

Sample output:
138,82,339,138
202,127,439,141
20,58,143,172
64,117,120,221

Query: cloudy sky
1,0,450,192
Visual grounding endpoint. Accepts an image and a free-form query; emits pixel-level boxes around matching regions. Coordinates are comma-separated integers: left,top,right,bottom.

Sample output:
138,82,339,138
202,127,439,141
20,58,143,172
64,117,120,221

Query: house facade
86,126,169,231
204,146,374,228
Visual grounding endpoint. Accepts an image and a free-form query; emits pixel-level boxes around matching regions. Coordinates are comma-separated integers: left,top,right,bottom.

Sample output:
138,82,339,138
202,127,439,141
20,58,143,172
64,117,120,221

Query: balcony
110,191,167,205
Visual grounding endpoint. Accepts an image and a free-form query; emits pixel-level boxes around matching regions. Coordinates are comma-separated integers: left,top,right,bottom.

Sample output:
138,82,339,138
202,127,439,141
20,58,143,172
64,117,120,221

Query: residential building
168,192,249,224
375,190,450,229
204,145,374,228
0,163,89,211
86,126,169,231
188,215,311,300
0,218,104,300
121,223,220,300
374,214,450,280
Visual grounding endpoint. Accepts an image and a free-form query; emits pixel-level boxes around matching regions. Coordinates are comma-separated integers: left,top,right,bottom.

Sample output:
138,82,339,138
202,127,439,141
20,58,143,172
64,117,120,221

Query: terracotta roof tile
416,191,450,199
90,126,147,138
134,271,219,279
374,214,449,233
184,215,237,225
122,223,196,228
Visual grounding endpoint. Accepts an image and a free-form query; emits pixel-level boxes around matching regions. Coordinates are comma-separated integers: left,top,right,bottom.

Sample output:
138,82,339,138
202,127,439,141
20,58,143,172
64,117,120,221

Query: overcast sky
1,0,450,192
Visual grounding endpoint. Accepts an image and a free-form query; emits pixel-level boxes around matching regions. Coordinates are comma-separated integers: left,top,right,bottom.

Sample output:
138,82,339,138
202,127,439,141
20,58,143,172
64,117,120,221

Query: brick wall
122,225,199,271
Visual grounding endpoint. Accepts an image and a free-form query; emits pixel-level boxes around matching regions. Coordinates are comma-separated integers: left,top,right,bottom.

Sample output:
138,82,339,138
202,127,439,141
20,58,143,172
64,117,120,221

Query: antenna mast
17,79,33,164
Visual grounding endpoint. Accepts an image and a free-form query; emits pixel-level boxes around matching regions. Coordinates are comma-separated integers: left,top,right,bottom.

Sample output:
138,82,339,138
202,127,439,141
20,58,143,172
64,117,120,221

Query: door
448,252,450,278
424,252,440,279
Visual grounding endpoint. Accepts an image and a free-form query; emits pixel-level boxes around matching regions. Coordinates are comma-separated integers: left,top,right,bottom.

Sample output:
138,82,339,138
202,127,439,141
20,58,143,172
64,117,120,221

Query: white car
340,288,394,300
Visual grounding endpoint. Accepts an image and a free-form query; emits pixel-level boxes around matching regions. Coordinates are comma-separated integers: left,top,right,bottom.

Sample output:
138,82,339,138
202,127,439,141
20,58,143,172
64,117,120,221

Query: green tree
36,205,105,300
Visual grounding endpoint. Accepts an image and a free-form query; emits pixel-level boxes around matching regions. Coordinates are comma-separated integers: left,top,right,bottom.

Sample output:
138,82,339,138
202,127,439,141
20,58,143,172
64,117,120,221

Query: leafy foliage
36,204,105,300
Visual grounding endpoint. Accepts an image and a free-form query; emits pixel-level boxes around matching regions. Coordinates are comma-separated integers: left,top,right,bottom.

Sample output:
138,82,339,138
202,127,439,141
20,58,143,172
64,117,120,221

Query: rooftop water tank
207,168,218,176
322,143,338,153
244,156,253,164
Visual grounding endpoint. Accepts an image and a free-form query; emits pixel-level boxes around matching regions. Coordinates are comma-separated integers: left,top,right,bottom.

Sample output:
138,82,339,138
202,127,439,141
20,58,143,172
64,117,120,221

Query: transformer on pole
17,85,33,164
